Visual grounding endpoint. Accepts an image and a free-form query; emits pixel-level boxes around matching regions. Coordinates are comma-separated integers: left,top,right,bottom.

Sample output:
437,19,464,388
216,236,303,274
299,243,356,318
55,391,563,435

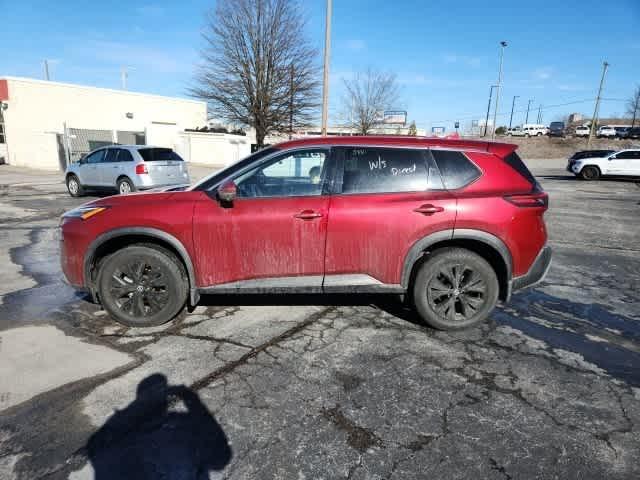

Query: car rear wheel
66,175,84,197
412,248,499,330
537,132,543,136
580,166,600,180
97,245,188,327
117,177,135,195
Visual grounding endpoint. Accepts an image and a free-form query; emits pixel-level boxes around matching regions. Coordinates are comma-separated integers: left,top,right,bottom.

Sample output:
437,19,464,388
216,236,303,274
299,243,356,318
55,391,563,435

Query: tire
412,248,499,331
97,245,188,327
537,132,543,136
66,174,84,197
580,166,600,181
117,177,135,195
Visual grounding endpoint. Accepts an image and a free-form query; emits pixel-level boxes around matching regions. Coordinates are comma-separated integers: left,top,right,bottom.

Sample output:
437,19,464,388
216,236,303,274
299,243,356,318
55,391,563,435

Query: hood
82,191,179,209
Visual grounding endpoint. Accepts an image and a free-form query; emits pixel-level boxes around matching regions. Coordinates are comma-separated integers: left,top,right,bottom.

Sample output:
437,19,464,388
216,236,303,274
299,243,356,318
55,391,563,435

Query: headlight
62,206,109,220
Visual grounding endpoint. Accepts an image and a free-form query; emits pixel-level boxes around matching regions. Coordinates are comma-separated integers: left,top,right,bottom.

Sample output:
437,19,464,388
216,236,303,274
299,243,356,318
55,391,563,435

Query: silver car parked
65,145,190,197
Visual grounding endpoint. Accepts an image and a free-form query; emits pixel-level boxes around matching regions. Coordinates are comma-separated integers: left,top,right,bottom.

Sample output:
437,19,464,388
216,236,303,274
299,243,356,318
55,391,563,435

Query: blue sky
2,0,639,131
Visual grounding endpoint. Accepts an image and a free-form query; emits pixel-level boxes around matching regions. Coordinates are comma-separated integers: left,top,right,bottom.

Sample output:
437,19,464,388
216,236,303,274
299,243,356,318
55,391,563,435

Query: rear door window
338,147,442,194
104,149,118,163
138,148,184,162
117,149,134,162
431,150,481,189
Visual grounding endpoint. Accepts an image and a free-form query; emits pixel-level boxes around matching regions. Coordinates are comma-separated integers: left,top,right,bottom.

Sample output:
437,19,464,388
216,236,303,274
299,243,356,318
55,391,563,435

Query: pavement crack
489,457,513,480
188,307,334,391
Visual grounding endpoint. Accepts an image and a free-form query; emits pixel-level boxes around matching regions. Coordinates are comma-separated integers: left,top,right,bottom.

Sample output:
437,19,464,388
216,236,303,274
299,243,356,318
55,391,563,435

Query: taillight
135,163,148,174
504,192,548,208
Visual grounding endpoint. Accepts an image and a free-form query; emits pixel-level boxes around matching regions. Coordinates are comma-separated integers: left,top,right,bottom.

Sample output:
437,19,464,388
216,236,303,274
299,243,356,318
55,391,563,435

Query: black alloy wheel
413,248,499,330
98,245,188,327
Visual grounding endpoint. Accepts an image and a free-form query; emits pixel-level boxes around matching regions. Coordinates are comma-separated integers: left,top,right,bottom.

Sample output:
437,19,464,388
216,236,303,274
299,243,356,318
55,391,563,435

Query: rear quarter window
431,150,481,189
503,151,537,186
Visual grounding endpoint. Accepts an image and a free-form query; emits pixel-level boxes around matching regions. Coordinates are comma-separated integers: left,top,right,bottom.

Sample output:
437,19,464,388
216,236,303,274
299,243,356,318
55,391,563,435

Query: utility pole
484,85,497,137
509,95,519,129
289,64,294,140
43,60,50,81
525,99,533,124
587,61,609,149
320,0,332,136
537,104,542,123
491,41,507,140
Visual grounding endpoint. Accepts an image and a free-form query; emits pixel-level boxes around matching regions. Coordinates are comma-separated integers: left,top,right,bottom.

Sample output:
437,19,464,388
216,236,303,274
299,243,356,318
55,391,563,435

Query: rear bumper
511,245,552,291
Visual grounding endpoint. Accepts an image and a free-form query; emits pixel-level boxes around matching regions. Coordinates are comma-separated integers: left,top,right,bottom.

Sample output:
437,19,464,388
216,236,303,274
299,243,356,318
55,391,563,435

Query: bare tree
343,69,400,135
626,85,640,128
191,0,320,147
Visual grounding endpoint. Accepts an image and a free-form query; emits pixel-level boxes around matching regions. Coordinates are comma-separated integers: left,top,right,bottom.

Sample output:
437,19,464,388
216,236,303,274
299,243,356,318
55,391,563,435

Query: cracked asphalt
0,164,639,479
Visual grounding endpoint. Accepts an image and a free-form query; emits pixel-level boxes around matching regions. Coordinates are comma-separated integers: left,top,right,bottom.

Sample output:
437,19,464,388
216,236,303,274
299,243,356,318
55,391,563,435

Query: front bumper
511,245,552,291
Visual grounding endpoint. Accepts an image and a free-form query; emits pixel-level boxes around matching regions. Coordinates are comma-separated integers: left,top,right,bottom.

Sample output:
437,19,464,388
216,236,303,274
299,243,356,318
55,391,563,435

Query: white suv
574,126,590,137
568,149,640,180
597,126,617,138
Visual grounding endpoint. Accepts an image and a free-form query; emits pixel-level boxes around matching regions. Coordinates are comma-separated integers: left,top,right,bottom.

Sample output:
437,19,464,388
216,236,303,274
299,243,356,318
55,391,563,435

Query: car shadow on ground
86,373,231,480
538,174,640,184
200,290,640,388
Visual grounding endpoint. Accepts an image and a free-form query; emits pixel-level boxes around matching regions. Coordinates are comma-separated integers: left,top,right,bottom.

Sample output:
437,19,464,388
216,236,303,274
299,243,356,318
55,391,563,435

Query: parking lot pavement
0,166,639,479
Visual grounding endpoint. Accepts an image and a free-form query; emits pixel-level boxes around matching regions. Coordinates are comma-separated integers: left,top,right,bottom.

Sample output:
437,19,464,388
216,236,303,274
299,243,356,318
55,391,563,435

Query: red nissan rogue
60,136,551,330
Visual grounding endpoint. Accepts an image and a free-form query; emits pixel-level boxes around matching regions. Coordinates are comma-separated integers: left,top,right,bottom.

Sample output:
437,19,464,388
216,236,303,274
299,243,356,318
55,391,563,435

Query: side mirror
609,155,617,160
217,180,237,203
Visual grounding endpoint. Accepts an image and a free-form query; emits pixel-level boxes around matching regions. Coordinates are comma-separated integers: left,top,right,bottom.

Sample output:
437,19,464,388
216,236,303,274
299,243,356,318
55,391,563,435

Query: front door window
235,149,328,198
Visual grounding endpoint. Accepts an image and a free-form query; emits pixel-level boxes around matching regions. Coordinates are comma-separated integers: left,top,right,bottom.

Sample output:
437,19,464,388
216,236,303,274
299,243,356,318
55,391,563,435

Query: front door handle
294,210,323,220
413,204,444,215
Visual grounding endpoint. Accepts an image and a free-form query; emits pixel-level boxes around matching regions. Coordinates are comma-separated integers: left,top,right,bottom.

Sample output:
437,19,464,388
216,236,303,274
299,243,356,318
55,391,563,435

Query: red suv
60,136,551,330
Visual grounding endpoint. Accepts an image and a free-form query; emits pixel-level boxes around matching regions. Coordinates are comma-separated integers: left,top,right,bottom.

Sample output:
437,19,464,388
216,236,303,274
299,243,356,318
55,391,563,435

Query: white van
510,124,548,137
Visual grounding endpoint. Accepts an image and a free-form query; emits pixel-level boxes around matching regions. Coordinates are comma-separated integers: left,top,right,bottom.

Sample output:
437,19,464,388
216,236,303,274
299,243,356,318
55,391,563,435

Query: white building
0,77,250,171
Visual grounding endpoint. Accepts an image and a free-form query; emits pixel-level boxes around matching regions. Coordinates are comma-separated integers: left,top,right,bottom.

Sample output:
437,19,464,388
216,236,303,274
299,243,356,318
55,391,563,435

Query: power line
418,98,598,125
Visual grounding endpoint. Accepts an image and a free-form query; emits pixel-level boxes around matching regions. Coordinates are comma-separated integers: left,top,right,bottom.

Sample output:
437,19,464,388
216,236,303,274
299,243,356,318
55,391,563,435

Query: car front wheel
66,175,84,197
97,245,188,327
412,248,499,330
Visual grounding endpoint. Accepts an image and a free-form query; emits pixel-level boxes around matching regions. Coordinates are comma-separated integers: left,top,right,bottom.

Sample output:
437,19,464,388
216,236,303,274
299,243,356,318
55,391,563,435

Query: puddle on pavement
0,226,94,330
495,288,640,387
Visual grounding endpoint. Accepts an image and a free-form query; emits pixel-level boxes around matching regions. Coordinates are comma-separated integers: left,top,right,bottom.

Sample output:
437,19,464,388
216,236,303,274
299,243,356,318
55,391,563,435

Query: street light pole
320,0,332,136
483,85,497,137
491,41,507,140
587,61,610,149
525,99,533,124
509,95,519,129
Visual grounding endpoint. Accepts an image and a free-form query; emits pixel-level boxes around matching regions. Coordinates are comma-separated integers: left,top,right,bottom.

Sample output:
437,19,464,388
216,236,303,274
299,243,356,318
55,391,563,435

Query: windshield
190,147,278,191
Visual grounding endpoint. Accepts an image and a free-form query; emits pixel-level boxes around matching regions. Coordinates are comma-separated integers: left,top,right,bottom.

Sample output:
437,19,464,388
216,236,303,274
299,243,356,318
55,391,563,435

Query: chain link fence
63,127,146,165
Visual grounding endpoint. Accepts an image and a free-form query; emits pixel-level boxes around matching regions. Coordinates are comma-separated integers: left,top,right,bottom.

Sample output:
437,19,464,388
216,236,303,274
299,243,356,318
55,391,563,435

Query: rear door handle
413,204,444,215
294,210,323,220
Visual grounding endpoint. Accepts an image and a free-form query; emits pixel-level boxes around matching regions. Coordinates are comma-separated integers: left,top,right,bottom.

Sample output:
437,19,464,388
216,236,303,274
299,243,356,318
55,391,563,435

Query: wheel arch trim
83,227,199,306
400,228,513,290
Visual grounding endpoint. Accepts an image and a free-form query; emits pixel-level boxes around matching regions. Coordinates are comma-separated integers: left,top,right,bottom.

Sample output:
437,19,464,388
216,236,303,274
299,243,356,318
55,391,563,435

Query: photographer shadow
87,374,231,480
